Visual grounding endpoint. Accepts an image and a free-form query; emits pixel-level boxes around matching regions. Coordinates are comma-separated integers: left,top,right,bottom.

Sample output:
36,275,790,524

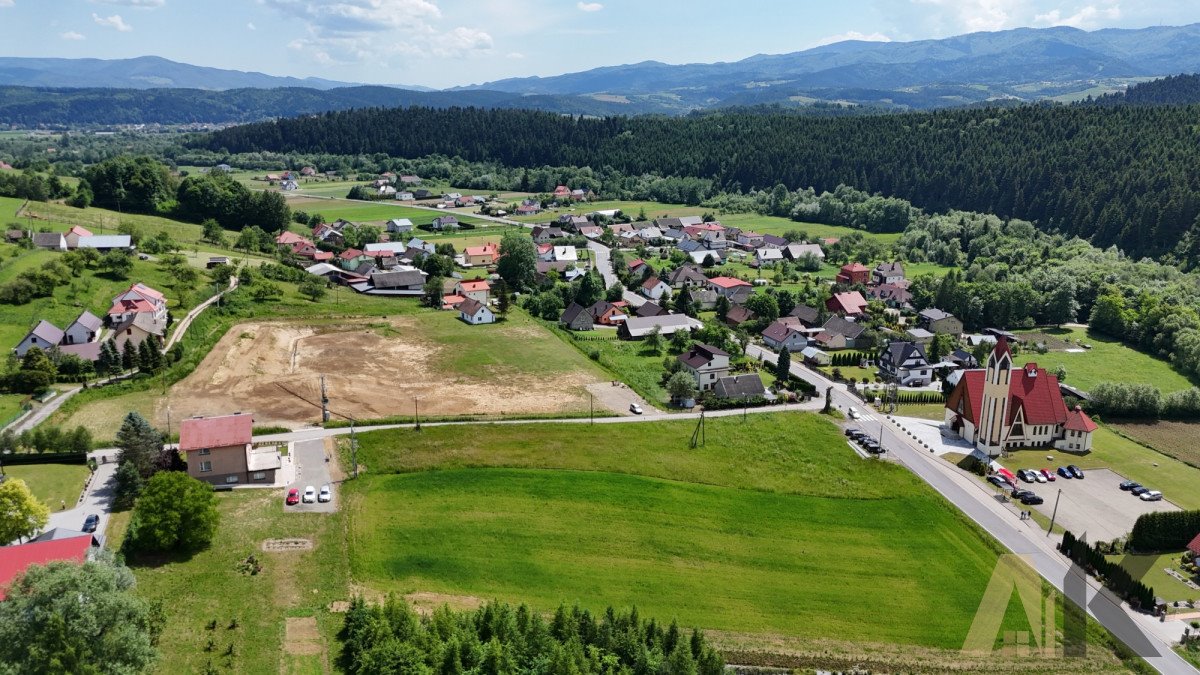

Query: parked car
1020,494,1045,505
1119,480,1141,491
1010,488,1035,500
1032,471,1048,483
844,428,856,437
1018,469,1037,483
318,485,332,503
1130,486,1149,496
302,485,316,503
81,514,99,533
1139,490,1163,502
1068,465,1084,479
1056,466,1073,479
987,475,1011,489
629,404,643,415
286,488,300,505
1040,469,1055,482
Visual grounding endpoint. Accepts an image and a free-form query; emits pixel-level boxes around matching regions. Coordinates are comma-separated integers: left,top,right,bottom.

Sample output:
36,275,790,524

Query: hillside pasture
1015,326,1194,394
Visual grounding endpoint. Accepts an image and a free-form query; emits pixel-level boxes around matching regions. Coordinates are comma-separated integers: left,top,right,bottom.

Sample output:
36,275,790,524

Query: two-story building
918,308,963,335
677,343,731,392
180,413,280,486
879,341,933,386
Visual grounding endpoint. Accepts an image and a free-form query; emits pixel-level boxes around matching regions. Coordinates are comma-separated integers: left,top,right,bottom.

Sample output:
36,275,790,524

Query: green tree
775,345,792,382
1044,278,1080,327
299,277,327,302
200,218,226,246
0,549,163,673
497,231,537,291
115,411,165,481
99,250,134,279
423,275,444,308
574,270,604,307
495,279,511,317
714,294,731,321
666,370,698,403
0,478,49,543
605,282,624,302
743,293,780,323
644,326,663,354
127,472,220,554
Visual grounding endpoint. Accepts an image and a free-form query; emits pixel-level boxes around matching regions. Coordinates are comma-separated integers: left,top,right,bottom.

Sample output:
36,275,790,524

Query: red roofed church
944,340,1096,456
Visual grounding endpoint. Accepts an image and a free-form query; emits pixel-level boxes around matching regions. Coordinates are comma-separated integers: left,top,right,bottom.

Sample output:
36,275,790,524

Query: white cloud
576,1,602,11
92,12,133,31
60,30,86,40
505,51,524,59
269,0,498,66
0,0,13,7
1034,3,1121,28
811,31,892,47
911,0,1025,32
247,21,257,30
90,0,165,7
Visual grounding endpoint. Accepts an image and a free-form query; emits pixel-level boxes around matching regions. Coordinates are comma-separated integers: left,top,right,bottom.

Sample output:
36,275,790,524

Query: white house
762,321,809,352
756,248,784,267
14,320,64,357
879,341,933,386
386,218,414,234
458,299,496,325
677,343,731,392
552,246,578,263
63,310,102,345
639,276,671,301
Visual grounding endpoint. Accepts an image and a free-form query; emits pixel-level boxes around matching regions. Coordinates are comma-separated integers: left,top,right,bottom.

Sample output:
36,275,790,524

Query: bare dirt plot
160,315,610,427
283,617,322,656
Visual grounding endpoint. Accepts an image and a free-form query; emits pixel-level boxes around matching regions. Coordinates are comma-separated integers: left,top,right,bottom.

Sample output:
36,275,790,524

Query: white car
318,485,332,503
1139,490,1163,501
848,407,860,420
1033,471,1048,483
302,485,316,503
629,404,643,415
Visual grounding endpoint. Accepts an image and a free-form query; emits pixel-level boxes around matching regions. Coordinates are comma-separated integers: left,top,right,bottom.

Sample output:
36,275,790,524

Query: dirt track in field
161,319,603,427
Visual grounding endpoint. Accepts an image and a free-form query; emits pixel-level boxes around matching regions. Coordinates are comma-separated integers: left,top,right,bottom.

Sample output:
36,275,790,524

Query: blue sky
1,0,1198,88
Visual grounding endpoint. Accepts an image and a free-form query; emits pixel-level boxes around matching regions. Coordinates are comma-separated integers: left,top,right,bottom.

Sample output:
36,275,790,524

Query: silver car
302,485,316,503
318,485,332,503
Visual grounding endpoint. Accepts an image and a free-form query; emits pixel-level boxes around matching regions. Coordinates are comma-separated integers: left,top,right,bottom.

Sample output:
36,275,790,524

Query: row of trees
341,597,724,675
1060,530,1156,611
1129,510,1200,553
1085,382,1200,420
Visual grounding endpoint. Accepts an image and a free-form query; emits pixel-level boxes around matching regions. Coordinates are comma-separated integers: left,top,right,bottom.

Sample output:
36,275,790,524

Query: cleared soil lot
162,312,612,427
1012,468,1177,542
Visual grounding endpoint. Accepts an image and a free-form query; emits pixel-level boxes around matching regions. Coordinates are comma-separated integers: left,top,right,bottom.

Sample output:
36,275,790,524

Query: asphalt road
285,438,336,513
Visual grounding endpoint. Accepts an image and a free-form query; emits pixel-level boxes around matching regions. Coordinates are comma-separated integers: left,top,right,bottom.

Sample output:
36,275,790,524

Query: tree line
1059,530,1156,611
341,597,724,675
1129,510,1200,553
199,103,1200,262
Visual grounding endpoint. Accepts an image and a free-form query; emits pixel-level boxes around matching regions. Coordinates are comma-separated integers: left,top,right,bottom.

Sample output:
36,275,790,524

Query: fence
0,451,88,466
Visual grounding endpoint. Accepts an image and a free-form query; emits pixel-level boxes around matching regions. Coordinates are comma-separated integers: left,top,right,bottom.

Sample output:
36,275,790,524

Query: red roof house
835,262,871,285
1187,533,1200,557
826,291,868,317
0,535,94,600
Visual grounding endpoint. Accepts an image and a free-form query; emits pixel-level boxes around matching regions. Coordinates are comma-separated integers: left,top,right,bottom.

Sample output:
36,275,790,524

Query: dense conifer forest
198,103,1200,261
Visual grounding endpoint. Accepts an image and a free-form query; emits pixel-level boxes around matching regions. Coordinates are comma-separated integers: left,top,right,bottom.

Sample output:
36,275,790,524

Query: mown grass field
1004,426,1200,511
3,462,90,510
283,196,492,228
127,490,349,675
341,413,1137,669
1107,552,1199,604
548,327,670,404
1015,327,1195,394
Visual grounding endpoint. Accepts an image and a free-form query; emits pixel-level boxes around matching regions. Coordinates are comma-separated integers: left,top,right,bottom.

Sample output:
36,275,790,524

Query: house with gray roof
618,314,703,339
63,310,102,345
917,308,963,335
560,303,594,331
14,320,65,357
677,343,730,391
32,232,66,251
879,341,932,386
822,316,867,349
76,235,133,252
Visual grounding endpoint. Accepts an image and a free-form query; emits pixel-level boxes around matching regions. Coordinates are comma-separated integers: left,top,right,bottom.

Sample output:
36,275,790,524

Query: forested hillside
1093,73,1200,106
199,104,1200,261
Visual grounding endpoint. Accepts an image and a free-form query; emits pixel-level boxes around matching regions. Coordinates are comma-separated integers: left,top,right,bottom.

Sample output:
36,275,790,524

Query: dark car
1068,465,1084,479
1056,466,1073,479
1020,494,1045,505
844,429,856,437
81,514,99,533
1011,488,1035,500
987,475,1011,489
1130,486,1149,496
1119,480,1140,491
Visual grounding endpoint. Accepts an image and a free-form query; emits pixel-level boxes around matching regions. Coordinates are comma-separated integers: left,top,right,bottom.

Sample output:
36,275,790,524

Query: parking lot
285,438,337,513
1011,467,1178,541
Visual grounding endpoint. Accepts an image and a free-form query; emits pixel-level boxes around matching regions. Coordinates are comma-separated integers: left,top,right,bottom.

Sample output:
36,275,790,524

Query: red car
285,488,300,505
1040,468,1056,482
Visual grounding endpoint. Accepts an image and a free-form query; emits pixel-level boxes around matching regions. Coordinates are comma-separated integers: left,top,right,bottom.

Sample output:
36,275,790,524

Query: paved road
285,438,336,513
586,239,646,307
42,451,119,540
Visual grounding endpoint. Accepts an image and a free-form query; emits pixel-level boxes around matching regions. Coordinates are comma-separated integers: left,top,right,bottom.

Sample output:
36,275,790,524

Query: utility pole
166,406,171,444
1047,488,1063,535
413,396,420,431
589,392,594,425
320,375,330,423
350,420,358,478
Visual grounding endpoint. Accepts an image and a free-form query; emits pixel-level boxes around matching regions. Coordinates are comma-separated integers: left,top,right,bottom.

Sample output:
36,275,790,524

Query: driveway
42,452,119,541
285,438,336,513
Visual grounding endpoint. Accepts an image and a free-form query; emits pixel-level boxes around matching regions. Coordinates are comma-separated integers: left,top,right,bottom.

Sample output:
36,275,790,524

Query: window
252,472,266,480
198,460,212,473
198,448,210,456
225,475,239,484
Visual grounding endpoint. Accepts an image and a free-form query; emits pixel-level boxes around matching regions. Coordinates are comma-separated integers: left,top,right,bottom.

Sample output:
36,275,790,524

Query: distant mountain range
2,23,1200,125
456,23,1200,110
0,55,433,92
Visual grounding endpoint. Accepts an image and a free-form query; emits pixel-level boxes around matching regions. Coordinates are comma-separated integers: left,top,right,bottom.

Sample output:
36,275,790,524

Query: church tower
976,340,1012,455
